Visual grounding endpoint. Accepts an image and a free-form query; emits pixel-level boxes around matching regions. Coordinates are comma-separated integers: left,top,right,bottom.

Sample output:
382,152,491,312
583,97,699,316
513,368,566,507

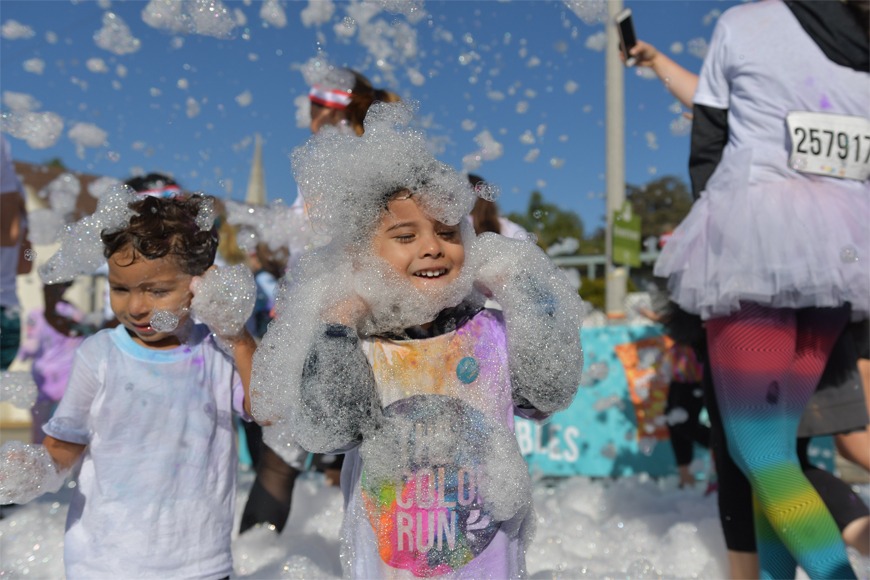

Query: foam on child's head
38,184,139,284
101,195,218,277
38,186,218,284
291,100,481,248
301,55,356,96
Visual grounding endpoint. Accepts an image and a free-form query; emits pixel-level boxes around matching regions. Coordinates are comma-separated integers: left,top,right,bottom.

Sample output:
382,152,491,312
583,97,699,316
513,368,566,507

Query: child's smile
372,196,465,292
413,268,448,279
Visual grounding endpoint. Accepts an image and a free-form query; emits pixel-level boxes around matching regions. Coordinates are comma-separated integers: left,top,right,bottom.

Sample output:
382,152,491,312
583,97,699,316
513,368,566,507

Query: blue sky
1,0,740,231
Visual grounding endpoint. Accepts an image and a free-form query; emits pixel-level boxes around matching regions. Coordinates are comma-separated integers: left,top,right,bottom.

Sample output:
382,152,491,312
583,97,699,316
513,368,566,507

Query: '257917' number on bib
786,111,870,181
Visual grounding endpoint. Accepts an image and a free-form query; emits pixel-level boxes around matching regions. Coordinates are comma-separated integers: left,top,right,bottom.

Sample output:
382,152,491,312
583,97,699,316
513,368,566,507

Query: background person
239,66,403,535
0,135,32,370
467,173,530,241
15,281,94,444
630,24,870,578
654,1,869,577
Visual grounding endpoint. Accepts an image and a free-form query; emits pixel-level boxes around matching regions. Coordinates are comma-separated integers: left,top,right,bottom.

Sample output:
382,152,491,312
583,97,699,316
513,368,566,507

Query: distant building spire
245,133,266,206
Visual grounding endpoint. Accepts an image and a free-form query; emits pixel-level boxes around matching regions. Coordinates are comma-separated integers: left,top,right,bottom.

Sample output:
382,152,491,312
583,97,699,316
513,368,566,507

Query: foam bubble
39,173,80,219
224,199,322,256
195,196,216,231
38,183,138,284
142,0,236,38
191,264,257,337
93,12,141,55
27,208,66,245
0,110,64,149
0,441,68,505
0,371,37,409
291,100,477,246
150,310,180,333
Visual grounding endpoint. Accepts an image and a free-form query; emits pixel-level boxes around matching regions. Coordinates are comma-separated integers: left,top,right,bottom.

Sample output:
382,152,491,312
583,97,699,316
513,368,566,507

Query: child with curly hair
1,191,256,579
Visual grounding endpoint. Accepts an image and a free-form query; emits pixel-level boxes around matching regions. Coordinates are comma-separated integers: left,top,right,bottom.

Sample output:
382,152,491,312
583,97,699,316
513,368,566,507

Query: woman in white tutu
654,1,868,578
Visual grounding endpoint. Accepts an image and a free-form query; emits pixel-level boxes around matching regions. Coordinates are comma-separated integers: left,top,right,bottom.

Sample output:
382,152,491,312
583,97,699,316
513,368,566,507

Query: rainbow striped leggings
706,303,856,579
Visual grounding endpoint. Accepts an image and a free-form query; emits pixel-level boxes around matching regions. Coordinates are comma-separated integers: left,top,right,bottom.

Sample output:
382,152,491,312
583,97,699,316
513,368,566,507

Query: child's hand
190,264,257,339
470,233,536,296
0,441,68,504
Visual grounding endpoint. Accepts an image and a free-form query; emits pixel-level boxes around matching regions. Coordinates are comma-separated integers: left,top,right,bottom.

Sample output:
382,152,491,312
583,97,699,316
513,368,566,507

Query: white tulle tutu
655,150,869,320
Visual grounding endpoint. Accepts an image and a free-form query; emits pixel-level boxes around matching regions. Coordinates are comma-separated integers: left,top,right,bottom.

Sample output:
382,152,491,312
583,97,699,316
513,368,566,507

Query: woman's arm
688,104,729,198
625,40,699,109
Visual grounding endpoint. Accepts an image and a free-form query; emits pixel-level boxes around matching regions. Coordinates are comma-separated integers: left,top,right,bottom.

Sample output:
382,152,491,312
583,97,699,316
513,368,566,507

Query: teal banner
516,325,834,478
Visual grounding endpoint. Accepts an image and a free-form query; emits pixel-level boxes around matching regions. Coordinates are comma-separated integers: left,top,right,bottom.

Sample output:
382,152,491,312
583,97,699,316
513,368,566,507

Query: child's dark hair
255,242,289,279
101,194,219,276
468,174,501,235
344,69,402,136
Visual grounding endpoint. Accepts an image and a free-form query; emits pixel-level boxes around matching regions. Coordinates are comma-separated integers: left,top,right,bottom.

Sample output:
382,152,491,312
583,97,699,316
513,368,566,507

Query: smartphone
615,8,637,67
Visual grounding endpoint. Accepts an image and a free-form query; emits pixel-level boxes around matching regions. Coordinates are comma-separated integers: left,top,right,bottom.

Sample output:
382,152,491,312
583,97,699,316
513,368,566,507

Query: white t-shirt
43,324,244,580
693,0,869,191
497,217,530,241
1,135,23,308
0,246,19,308
463,216,530,241
0,135,21,193
339,310,530,579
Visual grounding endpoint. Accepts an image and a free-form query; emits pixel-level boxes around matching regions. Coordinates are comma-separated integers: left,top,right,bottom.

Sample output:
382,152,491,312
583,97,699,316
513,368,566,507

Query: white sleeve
42,338,103,445
1,135,22,193
693,13,732,110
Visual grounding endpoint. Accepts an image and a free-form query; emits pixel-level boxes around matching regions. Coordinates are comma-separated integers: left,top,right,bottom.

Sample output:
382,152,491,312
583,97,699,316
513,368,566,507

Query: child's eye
394,234,415,243
110,286,128,294
150,289,169,297
438,230,459,240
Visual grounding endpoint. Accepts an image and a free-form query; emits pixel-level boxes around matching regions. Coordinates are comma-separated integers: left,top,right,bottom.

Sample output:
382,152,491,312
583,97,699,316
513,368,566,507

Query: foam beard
353,249,476,337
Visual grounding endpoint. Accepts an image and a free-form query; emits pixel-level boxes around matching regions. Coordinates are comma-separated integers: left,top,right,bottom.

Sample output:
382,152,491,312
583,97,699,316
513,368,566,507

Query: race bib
786,111,870,181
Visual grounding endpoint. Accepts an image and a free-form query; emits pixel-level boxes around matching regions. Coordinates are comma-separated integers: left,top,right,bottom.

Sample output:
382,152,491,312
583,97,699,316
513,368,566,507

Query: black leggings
665,381,710,466
239,443,301,534
238,423,344,534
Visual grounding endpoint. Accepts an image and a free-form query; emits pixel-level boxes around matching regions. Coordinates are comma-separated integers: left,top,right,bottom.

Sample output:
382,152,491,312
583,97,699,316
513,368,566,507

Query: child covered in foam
0,187,258,579
251,101,585,578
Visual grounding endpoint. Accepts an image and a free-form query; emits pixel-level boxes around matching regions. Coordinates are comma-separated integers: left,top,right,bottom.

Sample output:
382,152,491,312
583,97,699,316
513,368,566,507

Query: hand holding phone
615,8,637,67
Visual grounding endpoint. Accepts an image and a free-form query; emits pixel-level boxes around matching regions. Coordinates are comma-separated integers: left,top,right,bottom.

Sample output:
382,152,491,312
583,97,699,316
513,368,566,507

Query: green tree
43,157,67,170
625,175,693,240
506,191,585,251
580,226,605,255
579,275,637,311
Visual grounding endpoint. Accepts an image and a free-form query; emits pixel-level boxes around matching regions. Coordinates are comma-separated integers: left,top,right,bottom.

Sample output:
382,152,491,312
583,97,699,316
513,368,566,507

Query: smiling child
251,101,585,578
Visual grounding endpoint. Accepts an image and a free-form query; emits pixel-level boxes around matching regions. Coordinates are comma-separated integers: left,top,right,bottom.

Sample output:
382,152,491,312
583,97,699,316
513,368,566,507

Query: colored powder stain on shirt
819,94,832,109
456,357,480,384
370,341,466,400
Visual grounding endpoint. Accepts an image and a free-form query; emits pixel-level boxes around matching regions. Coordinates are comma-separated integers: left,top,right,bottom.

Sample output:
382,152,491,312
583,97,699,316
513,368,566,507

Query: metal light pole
605,0,627,317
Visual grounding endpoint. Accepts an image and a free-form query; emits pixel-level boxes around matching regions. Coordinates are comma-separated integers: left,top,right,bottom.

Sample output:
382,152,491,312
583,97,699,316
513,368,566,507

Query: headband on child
137,184,182,199
309,85,352,110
